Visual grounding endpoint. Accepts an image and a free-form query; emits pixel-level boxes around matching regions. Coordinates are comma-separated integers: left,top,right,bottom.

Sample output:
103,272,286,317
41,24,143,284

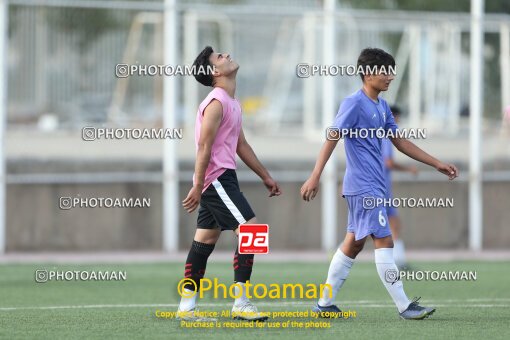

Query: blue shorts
386,202,399,217
385,190,398,217
345,190,392,241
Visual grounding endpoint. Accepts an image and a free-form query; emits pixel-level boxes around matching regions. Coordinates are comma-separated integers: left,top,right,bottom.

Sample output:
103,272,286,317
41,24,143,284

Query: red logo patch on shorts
238,224,269,254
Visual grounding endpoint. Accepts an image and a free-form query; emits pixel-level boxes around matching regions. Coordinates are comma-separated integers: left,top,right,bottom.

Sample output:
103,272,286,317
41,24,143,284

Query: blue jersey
381,138,394,198
333,89,398,196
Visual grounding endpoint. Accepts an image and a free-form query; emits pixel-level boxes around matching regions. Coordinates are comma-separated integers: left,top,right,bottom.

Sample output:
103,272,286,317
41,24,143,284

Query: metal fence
5,1,510,134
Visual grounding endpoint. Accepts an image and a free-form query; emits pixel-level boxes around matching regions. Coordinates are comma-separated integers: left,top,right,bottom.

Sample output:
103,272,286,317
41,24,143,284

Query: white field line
1,299,510,311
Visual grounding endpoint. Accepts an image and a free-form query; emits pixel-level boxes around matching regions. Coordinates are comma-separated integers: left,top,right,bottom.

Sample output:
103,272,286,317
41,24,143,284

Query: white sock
178,288,197,311
234,282,249,306
375,248,410,313
393,239,407,266
318,249,354,307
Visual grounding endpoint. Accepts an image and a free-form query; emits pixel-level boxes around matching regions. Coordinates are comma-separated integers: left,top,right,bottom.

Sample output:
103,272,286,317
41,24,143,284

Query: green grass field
1,260,509,339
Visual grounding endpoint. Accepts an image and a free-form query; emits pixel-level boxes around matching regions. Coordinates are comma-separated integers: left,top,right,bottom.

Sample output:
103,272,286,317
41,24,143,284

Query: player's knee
194,229,220,244
373,235,394,249
341,242,364,258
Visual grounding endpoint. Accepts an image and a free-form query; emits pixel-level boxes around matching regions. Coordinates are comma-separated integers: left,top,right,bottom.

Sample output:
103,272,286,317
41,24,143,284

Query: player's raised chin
209,52,239,78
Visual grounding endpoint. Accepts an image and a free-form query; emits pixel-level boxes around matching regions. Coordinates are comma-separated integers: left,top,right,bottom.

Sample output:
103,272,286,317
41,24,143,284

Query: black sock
183,240,215,291
234,248,254,283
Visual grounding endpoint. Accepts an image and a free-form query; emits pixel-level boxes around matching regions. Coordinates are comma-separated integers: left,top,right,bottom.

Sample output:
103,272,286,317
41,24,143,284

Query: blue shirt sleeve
332,97,359,130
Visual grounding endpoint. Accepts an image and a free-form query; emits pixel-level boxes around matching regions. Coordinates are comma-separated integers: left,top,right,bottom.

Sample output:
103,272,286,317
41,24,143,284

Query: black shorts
197,169,255,231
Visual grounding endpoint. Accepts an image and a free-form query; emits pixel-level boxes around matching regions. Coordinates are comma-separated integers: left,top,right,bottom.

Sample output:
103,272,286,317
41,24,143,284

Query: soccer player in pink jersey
177,46,281,321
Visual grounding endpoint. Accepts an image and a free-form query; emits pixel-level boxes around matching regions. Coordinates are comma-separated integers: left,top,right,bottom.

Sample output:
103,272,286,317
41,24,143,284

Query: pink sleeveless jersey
194,87,242,192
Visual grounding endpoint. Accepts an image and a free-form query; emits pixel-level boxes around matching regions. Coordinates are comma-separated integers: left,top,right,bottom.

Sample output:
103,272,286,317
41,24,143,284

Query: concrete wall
5,167,510,251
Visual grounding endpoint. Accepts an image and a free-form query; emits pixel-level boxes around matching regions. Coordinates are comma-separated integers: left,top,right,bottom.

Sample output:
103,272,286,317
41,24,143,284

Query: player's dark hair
357,48,395,81
390,105,401,116
193,46,214,87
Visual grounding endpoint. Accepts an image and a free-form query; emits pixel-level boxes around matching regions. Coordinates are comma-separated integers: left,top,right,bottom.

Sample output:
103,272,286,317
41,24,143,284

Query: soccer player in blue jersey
382,105,418,270
301,48,458,320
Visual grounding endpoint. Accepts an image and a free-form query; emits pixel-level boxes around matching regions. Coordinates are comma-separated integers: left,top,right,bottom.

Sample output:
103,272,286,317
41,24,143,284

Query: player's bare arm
301,139,339,201
236,127,281,197
390,137,458,180
385,158,418,175
182,99,223,213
